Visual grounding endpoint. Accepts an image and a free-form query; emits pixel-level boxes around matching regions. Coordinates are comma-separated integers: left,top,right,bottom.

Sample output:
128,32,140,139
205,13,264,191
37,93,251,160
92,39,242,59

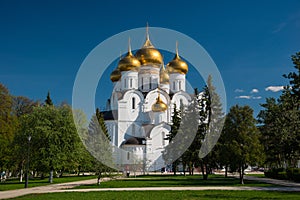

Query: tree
190,75,224,180
283,52,300,102
258,98,286,168
14,104,81,182
96,108,110,140
84,112,113,185
178,88,202,176
163,104,181,175
222,105,264,184
258,52,300,168
12,96,39,117
0,83,16,172
45,91,53,106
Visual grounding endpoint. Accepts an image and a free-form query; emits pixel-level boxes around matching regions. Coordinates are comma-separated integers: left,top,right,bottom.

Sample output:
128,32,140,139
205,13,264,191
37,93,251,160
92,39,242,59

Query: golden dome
135,26,163,66
118,40,141,72
167,43,188,74
110,68,121,82
160,64,169,84
152,94,168,112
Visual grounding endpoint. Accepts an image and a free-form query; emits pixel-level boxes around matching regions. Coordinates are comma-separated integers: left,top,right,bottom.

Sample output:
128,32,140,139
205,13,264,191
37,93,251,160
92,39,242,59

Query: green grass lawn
75,174,275,189
0,175,98,191
11,190,300,200
245,173,266,178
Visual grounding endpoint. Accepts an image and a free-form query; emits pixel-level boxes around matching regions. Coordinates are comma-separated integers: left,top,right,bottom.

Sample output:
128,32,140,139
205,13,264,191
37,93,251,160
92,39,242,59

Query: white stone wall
169,73,186,93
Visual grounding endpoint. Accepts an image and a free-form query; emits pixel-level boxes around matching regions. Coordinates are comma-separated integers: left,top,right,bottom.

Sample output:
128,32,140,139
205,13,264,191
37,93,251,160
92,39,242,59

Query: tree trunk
239,167,244,184
97,172,101,185
49,170,53,183
59,167,64,178
191,163,194,176
77,166,81,176
225,165,228,178
173,163,177,175
200,163,206,179
20,169,23,182
203,163,208,180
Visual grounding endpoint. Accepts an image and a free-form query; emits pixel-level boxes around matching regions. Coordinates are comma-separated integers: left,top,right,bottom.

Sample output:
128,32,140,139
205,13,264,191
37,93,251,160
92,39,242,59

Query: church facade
103,28,192,171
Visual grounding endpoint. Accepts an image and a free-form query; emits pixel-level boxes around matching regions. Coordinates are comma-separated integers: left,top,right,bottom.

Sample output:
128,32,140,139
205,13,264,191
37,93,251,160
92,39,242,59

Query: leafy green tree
222,105,264,184
0,83,16,172
15,105,81,182
258,98,287,168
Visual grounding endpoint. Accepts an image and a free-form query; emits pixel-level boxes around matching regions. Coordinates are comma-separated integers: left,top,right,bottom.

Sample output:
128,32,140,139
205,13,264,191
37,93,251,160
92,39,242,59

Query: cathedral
103,27,192,171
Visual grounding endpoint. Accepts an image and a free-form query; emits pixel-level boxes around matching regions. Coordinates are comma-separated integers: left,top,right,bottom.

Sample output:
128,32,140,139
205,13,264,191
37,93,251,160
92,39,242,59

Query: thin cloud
265,86,284,92
272,11,300,34
251,89,259,93
235,95,262,100
235,89,244,93
272,22,287,33
235,95,251,99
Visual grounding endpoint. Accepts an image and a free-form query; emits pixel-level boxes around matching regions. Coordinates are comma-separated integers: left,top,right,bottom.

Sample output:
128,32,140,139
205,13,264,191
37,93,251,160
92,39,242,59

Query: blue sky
1,0,300,117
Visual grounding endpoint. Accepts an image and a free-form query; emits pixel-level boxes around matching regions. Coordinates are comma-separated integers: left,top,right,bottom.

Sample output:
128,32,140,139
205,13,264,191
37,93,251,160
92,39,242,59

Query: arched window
149,77,152,89
180,99,183,108
127,152,130,160
141,77,144,90
132,97,136,109
124,78,127,88
162,131,165,146
179,81,182,90
130,78,133,88
173,81,175,90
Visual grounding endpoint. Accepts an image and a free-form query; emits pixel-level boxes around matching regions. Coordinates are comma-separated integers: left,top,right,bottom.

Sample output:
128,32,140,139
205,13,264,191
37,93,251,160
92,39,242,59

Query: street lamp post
25,135,31,188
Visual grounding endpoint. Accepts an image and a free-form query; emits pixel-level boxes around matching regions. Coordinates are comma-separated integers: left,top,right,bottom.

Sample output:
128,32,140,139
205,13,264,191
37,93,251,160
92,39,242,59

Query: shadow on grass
76,175,274,189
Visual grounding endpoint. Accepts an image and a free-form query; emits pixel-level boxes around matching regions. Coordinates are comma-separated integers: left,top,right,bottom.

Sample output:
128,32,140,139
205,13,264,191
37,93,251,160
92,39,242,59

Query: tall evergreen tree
45,91,53,106
86,113,113,184
190,75,224,180
258,52,300,168
95,108,110,140
163,104,181,175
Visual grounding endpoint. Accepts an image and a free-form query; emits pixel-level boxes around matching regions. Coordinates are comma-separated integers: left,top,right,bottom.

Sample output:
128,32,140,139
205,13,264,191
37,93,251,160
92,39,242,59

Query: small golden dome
152,94,168,112
118,39,141,72
135,25,163,66
167,43,188,74
160,65,169,84
110,68,121,82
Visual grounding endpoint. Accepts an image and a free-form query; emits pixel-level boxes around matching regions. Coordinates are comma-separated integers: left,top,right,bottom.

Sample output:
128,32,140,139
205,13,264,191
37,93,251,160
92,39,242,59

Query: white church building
103,28,192,171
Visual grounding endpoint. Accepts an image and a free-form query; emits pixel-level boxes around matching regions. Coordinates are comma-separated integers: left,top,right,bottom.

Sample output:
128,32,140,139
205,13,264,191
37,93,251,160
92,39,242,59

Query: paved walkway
1,176,300,199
